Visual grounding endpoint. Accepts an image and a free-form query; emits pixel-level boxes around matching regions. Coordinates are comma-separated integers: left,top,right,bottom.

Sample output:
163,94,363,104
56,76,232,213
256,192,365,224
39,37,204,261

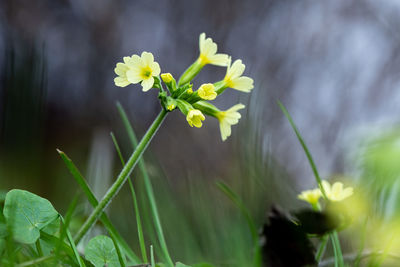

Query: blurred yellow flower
198,83,217,100
223,58,254,92
322,181,353,202
217,104,245,141
123,52,161,92
298,189,322,205
198,33,229,67
186,109,205,128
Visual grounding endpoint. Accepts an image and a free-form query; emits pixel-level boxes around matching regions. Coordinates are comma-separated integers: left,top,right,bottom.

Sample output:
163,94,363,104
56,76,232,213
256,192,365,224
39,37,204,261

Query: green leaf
3,189,59,244
175,262,192,267
85,235,121,267
42,216,60,235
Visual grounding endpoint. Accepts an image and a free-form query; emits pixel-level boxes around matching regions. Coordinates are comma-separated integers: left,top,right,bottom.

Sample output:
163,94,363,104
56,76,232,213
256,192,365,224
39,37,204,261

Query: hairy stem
74,109,168,243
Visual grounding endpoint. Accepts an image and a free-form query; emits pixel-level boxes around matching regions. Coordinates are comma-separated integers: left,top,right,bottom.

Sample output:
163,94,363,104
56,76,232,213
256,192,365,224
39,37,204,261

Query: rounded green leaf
3,189,59,244
85,235,121,267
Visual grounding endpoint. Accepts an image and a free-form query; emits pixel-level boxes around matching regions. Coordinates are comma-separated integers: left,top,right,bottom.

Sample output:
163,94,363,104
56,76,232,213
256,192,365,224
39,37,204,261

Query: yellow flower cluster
114,33,254,141
298,181,354,206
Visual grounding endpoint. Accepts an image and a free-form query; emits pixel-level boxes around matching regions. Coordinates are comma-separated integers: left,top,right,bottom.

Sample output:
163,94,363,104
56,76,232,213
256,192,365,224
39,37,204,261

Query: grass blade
57,149,141,263
150,245,155,267
111,233,126,267
277,101,327,198
60,216,85,267
55,194,78,258
116,102,173,267
277,100,344,266
111,132,148,263
216,181,261,267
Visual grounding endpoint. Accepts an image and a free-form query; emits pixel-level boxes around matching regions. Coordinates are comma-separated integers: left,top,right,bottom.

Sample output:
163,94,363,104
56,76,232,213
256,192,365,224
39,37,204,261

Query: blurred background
1,0,400,265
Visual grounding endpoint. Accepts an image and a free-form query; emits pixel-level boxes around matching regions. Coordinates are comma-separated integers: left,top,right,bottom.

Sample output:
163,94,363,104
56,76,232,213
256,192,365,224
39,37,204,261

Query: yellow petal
231,76,254,92
228,60,245,79
141,52,154,66
114,77,130,87
202,39,217,57
227,103,246,113
341,187,354,200
199,33,206,51
150,62,161,76
141,77,154,92
209,54,230,66
187,110,205,128
219,121,231,141
332,182,344,196
126,69,143,84
125,55,143,68
322,180,332,196
114,63,129,76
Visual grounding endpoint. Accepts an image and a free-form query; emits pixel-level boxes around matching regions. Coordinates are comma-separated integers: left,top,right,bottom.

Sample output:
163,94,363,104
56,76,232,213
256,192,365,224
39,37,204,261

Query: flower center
216,111,226,122
199,54,210,66
141,66,152,79
223,77,233,88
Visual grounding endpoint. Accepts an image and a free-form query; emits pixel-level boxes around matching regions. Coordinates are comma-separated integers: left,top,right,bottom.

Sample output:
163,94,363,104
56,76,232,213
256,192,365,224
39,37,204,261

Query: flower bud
161,73,173,83
161,73,177,92
198,83,217,100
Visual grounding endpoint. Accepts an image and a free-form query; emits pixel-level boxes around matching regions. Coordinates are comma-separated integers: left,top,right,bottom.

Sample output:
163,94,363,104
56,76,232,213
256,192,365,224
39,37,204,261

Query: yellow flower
223,58,254,92
114,60,131,87
217,104,245,141
198,33,229,67
198,83,217,100
161,73,173,83
322,181,353,202
298,189,322,205
125,52,161,92
186,109,205,128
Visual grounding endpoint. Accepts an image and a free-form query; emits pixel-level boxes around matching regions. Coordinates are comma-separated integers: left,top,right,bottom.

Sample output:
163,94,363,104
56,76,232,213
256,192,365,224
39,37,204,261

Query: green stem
331,231,344,267
117,103,174,267
59,150,141,263
15,256,53,267
316,235,329,262
111,132,148,263
74,109,168,243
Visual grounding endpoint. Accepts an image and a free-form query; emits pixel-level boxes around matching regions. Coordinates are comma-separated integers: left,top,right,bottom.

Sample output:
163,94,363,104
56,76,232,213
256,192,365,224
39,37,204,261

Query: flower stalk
74,109,168,244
